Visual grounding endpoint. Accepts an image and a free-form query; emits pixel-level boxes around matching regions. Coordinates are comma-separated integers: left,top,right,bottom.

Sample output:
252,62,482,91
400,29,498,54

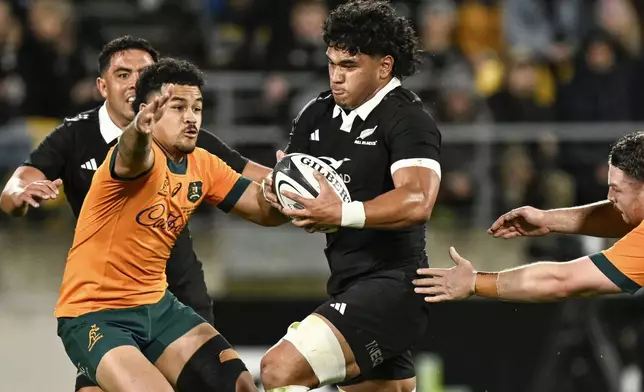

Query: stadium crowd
1,0,643,249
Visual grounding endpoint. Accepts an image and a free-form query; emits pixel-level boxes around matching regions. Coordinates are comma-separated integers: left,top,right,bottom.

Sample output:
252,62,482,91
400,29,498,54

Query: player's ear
96,77,108,99
379,55,394,80
138,102,147,112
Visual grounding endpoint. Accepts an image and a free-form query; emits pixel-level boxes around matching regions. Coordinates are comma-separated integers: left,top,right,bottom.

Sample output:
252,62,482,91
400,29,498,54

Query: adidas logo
81,158,98,171
330,302,346,315
310,129,320,141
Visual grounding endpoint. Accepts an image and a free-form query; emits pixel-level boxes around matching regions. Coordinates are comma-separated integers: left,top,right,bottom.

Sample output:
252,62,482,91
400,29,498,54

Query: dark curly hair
323,0,421,79
609,131,644,182
132,58,204,114
97,35,160,75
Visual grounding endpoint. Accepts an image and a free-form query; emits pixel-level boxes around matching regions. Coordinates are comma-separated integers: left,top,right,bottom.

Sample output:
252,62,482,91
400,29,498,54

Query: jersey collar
99,103,124,144
333,77,401,122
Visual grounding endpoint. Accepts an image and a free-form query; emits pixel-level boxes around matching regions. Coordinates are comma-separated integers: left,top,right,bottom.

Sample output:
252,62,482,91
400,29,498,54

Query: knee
259,349,289,389
260,346,316,389
177,334,251,392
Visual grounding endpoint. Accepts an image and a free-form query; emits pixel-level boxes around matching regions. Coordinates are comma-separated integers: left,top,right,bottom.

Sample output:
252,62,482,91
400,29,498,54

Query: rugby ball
272,153,351,233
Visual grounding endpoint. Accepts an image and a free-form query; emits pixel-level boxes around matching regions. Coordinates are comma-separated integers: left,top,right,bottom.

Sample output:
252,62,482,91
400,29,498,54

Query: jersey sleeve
22,123,73,180
196,129,248,173
201,151,251,212
386,108,442,180
588,223,644,294
284,97,318,154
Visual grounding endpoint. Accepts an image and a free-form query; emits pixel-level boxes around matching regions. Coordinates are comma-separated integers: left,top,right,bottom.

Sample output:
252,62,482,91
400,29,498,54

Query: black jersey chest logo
187,181,203,203
354,125,378,146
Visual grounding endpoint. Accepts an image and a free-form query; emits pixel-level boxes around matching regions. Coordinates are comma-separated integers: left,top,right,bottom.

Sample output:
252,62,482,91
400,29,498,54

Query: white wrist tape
341,201,366,228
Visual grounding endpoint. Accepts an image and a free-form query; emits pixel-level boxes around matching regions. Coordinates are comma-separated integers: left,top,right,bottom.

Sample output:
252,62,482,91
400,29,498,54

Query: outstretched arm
489,201,634,240
546,201,634,237
413,248,623,303
230,181,290,227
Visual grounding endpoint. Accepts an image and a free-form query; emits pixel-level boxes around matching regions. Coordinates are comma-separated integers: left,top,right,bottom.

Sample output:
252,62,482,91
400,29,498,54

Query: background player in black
260,2,441,392
0,36,271,392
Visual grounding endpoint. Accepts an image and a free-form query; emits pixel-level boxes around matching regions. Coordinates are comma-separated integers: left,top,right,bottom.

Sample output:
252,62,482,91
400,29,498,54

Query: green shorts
57,290,206,383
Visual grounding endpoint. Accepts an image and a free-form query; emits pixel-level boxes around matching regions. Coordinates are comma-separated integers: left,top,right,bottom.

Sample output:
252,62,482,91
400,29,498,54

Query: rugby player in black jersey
260,2,441,392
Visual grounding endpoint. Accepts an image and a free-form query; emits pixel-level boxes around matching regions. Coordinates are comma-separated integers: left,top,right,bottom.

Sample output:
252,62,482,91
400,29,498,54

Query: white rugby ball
272,153,351,233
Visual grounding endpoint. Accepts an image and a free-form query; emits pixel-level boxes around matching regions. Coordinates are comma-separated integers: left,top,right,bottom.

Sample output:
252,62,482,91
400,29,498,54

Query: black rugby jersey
285,78,442,294
22,104,249,274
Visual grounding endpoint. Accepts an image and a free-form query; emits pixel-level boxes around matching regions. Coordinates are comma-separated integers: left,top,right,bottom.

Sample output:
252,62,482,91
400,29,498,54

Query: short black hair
132,57,205,114
323,0,421,79
97,35,160,75
609,131,644,182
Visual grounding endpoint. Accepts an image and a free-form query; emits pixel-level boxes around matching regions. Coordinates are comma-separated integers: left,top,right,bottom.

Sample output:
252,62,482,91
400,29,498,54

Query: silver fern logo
355,125,378,145
357,126,377,139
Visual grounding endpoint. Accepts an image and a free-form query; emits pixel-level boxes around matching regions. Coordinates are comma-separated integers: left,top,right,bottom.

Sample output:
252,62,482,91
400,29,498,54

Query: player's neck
105,104,130,130
353,77,393,109
153,139,186,163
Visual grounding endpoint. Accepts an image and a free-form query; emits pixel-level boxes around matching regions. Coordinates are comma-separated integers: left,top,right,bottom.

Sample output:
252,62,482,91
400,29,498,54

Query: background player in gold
413,131,644,303
55,58,287,392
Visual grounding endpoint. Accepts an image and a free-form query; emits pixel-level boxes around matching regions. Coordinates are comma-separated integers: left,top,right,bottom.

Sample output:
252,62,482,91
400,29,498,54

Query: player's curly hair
323,0,421,79
97,35,159,75
609,131,644,182
132,58,204,114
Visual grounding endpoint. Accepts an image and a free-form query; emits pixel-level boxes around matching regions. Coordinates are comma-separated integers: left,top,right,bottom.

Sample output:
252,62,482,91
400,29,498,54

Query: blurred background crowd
2,0,644,295
3,0,644,249
2,1,644,391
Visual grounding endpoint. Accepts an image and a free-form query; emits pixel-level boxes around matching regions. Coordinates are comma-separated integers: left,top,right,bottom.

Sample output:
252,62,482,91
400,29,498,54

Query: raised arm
113,86,172,178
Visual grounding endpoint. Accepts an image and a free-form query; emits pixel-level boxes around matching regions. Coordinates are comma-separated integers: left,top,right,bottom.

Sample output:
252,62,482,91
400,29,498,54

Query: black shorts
166,254,214,326
315,270,429,386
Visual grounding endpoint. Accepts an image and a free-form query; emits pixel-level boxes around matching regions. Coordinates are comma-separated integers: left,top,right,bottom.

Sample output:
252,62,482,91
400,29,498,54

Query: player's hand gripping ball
272,153,351,233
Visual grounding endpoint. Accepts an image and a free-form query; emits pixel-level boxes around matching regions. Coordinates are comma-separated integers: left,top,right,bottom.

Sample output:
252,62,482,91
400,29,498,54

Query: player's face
152,84,203,157
327,47,393,109
607,164,644,225
97,49,155,128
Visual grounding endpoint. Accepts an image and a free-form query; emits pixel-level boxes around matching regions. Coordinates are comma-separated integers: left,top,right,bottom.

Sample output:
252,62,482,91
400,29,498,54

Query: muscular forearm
242,183,289,227
363,186,433,229
546,200,633,238
475,262,570,302
241,161,271,183
115,121,153,176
